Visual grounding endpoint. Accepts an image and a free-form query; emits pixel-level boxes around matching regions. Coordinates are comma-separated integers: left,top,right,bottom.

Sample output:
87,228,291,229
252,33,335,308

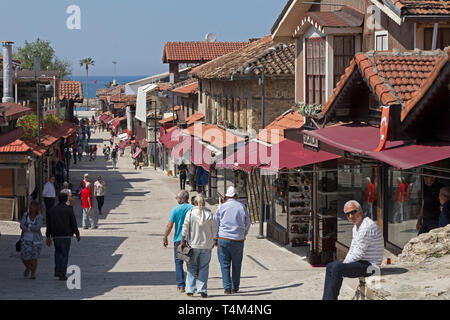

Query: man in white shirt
43,176,56,224
322,200,384,300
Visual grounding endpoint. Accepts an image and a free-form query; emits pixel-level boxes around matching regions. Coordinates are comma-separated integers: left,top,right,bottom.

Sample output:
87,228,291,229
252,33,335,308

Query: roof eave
272,0,312,41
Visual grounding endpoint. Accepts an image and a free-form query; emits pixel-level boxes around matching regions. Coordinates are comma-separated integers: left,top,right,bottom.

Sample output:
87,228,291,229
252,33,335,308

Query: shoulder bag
176,210,194,263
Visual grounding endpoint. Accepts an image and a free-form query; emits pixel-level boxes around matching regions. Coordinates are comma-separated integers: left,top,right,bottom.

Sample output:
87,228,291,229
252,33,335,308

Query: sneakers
177,287,185,293
200,292,208,299
232,289,239,294
224,289,232,295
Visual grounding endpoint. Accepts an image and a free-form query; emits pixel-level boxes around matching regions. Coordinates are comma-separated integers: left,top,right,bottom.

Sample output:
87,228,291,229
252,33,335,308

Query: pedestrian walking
322,200,384,300
72,144,78,164
42,176,56,223
19,201,43,280
81,182,97,229
180,195,216,298
196,166,209,197
46,192,80,280
87,126,91,142
417,170,444,234
93,145,97,161
111,148,118,169
189,164,197,192
216,186,250,295
94,176,106,216
77,145,83,161
105,146,111,161
178,160,188,191
60,182,75,207
163,190,194,293
109,136,114,147
85,144,90,160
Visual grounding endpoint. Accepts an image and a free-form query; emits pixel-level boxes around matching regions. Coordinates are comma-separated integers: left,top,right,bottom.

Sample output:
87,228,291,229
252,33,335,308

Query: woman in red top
81,182,97,229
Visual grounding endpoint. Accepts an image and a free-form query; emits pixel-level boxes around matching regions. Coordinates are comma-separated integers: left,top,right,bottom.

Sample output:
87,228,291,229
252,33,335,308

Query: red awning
102,116,113,124
119,140,131,149
99,114,109,122
159,128,182,149
216,141,271,172
306,124,450,170
133,148,143,159
260,139,341,172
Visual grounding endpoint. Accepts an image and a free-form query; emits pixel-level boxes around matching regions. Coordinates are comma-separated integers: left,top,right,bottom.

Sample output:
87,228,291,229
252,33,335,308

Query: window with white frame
305,37,326,105
375,30,388,51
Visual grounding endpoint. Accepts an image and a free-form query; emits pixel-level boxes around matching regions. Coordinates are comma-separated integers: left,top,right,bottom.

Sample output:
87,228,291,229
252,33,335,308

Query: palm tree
79,58,95,108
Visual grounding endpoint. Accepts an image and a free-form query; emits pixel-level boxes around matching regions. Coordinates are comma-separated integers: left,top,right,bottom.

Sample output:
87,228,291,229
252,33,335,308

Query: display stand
288,172,312,247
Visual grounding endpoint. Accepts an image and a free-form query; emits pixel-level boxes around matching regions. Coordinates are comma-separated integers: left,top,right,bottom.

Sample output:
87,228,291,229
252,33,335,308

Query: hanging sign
374,106,391,152
303,133,319,152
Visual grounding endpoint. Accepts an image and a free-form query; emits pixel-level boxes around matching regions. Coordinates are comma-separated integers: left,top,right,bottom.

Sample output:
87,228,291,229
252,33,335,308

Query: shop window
387,168,450,249
336,161,380,248
424,27,450,50
216,168,225,197
270,173,289,230
305,37,326,105
334,36,355,87
375,31,388,51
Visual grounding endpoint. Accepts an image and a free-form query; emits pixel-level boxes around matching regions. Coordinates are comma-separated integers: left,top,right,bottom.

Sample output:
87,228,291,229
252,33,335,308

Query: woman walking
179,195,216,298
94,176,106,216
60,182,75,207
19,201,43,279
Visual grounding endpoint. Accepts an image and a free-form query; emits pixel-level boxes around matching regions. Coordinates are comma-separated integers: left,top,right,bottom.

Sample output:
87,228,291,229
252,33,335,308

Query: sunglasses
345,209,359,217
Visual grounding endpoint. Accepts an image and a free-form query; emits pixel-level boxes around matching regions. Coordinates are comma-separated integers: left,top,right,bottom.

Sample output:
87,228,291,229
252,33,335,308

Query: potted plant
17,114,39,140
43,114,63,129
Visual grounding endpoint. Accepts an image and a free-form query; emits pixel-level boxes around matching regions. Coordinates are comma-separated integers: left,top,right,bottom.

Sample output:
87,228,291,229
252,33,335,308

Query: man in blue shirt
163,190,193,293
216,186,250,295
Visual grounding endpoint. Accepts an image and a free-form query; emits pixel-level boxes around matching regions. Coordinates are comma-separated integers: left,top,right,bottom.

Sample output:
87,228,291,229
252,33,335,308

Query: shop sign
303,133,319,152
0,154,28,164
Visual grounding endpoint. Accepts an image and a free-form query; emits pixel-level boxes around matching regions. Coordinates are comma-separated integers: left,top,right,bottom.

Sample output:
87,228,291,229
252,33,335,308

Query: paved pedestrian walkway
0,126,356,300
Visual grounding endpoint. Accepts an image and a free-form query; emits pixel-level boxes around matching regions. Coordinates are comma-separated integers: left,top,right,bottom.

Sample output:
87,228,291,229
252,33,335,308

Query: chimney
2,40,14,103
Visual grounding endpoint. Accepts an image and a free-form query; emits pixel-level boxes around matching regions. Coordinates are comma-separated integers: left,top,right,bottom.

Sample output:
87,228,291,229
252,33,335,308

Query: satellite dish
205,33,217,43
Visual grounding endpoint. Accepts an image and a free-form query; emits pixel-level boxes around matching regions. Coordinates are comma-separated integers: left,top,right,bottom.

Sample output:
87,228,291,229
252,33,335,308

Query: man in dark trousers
417,170,444,234
46,192,80,280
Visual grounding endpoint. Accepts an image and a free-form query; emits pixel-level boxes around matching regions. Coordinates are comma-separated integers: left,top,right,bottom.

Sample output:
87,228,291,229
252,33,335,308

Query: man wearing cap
322,200,384,300
215,186,250,295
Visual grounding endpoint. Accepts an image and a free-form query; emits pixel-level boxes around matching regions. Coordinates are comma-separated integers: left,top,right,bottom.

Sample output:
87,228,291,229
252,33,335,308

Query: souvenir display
288,172,312,247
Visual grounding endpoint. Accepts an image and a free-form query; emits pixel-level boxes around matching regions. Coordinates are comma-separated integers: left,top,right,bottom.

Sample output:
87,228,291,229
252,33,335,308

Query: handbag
176,211,194,263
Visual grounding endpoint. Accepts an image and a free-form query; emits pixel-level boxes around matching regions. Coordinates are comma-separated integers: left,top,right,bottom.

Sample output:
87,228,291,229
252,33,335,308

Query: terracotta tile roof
257,109,304,144
186,113,205,126
322,48,450,122
171,81,199,95
292,6,364,37
191,36,295,80
159,116,176,124
162,42,248,63
0,128,29,153
182,123,245,149
96,85,124,98
0,102,32,120
158,83,171,91
59,80,83,101
390,0,450,16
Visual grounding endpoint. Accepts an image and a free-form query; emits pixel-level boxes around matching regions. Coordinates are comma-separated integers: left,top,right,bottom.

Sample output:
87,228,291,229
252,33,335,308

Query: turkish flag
374,106,391,152
94,80,97,84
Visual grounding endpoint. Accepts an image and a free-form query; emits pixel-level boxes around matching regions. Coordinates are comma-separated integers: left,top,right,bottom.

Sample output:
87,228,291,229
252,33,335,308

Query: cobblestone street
0,127,357,300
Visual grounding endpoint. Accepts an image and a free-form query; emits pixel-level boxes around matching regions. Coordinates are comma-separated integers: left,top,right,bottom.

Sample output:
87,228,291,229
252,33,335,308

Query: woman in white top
60,182,74,207
94,176,106,215
180,195,217,298
19,201,43,279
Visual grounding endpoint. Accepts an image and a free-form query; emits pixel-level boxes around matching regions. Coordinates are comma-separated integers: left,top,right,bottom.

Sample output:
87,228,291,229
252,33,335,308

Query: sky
0,0,287,76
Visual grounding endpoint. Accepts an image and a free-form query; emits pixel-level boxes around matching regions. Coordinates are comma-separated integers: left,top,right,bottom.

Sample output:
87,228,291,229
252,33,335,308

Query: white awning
135,84,158,124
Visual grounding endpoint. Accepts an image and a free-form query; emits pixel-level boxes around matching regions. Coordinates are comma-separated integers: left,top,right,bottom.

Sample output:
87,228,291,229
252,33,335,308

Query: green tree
15,38,72,79
79,58,95,107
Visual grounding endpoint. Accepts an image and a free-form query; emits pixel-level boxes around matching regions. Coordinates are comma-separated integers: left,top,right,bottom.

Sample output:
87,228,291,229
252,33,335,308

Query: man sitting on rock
322,200,384,300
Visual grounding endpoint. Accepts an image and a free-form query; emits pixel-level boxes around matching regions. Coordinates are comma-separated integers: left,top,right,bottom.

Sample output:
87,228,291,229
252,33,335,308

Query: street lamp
112,61,117,86
244,63,265,240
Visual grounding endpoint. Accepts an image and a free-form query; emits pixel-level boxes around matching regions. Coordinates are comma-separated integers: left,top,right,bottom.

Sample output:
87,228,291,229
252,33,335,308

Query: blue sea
70,75,147,98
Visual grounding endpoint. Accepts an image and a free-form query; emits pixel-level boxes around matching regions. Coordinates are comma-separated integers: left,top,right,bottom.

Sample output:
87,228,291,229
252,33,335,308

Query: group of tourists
164,186,250,298
18,172,106,280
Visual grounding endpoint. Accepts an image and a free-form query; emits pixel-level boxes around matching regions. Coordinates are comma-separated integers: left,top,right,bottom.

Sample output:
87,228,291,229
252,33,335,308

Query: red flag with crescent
374,106,391,152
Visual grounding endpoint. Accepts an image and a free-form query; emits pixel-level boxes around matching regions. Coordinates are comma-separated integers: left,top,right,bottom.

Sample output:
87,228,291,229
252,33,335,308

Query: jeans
322,260,373,300
217,239,244,290
82,208,97,228
186,249,212,294
96,196,105,213
174,241,185,288
44,197,55,223
53,238,71,276
180,175,186,190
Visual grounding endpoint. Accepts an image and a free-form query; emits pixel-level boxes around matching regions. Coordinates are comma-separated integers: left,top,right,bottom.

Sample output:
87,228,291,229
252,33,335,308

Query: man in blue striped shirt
216,186,251,295
323,200,384,300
